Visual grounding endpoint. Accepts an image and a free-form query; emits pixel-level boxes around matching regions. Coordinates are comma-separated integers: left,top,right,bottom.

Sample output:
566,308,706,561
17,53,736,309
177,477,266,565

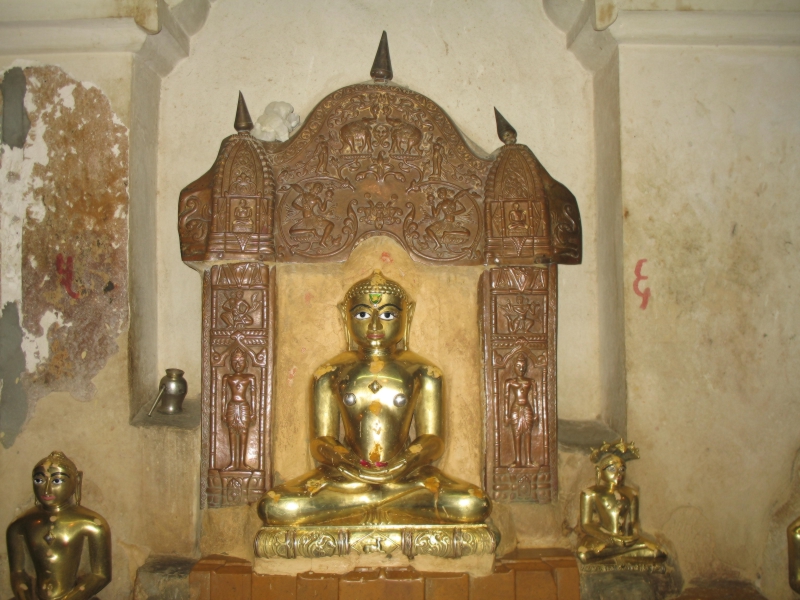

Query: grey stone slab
133,555,197,600
558,418,621,453
131,398,201,430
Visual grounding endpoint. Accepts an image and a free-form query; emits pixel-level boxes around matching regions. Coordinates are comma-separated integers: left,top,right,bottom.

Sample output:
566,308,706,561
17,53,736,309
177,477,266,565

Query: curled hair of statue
589,439,640,465
343,270,411,303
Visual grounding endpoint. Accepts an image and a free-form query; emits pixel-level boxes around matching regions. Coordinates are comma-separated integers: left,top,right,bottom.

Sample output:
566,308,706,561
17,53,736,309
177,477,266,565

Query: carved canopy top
178,43,582,266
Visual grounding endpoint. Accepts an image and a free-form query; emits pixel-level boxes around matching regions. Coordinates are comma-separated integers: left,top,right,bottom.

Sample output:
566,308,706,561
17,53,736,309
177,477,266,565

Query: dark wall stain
1,67,31,149
0,302,27,448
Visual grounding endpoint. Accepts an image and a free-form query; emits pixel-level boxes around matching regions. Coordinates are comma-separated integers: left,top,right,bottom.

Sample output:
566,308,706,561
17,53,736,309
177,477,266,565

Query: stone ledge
131,398,201,430
188,549,580,599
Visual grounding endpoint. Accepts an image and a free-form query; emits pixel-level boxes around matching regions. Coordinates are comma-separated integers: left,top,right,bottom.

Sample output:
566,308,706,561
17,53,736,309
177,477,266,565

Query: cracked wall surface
0,65,129,446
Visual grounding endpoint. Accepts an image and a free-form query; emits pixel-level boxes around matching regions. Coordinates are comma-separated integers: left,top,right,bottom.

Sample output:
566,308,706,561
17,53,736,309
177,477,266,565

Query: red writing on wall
56,254,79,299
633,259,650,310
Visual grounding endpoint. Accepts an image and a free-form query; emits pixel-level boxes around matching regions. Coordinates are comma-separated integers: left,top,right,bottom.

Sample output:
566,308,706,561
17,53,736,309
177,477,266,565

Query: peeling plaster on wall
0,66,129,442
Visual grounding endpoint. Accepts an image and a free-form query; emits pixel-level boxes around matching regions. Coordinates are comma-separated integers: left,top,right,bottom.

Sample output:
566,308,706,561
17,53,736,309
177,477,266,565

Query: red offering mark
633,259,650,310
56,254,79,299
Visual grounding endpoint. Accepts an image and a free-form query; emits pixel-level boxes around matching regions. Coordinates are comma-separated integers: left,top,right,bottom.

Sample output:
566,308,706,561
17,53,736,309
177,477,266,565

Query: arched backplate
266,83,493,264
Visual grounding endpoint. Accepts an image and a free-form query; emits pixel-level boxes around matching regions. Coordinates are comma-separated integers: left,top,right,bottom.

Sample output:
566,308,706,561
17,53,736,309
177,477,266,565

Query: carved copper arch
178,34,582,508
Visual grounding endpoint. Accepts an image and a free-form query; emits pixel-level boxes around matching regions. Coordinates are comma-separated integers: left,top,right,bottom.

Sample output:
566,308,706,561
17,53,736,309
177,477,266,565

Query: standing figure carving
6,451,111,600
505,354,538,468
430,137,444,179
223,349,256,471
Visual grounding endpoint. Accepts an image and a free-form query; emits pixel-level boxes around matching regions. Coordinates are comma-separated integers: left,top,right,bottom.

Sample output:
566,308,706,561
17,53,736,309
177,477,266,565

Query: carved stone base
207,469,265,506
255,524,496,560
579,562,680,600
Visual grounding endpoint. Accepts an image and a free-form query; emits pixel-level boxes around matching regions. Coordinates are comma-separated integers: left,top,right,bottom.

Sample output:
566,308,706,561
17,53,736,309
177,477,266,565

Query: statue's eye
52,478,63,484
33,476,44,484
606,466,616,473
354,311,370,320
379,311,396,321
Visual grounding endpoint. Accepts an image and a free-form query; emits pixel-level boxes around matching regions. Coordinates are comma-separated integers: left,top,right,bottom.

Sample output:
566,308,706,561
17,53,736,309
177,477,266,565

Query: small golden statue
258,270,490,527
6,451,111,600
788,515,800,592
577,440,666,566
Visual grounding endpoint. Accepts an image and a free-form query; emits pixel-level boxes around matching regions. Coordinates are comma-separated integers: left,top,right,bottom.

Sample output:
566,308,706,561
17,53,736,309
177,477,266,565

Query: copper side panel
202,263,275,507
481,265,558,503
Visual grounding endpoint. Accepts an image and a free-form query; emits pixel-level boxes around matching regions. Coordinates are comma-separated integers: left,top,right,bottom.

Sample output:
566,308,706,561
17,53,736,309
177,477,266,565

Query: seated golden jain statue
577,440,666,566
6,451,111,600
255,271,494,560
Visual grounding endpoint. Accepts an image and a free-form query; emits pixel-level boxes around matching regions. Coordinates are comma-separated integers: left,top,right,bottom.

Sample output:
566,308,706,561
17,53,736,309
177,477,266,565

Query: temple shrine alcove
177,35,582,568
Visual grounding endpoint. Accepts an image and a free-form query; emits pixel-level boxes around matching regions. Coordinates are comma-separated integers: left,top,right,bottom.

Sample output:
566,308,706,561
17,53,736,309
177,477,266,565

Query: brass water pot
149,368,188,415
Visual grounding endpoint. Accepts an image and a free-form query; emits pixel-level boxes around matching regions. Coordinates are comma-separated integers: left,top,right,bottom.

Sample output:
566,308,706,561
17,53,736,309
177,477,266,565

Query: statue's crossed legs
259,465,490,526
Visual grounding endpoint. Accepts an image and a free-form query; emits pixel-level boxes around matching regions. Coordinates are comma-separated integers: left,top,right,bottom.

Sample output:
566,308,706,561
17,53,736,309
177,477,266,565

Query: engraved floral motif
357,194,403,229
296,532,337,558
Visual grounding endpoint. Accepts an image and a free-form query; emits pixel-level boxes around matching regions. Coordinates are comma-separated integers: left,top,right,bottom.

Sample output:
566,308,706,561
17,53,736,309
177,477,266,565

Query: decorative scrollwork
253,525,496,560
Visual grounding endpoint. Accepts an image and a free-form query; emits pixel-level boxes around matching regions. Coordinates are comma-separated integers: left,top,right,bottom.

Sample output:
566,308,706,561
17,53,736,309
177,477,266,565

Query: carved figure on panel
577,440,667,566
232,199,255,233
220,290,259,329
341,119,374,155
505,354,538,468
286,182,337,248
424,187,471,250
223,349,257,472
430,137,444,180
258,271,490,526
313,136,330,175
503,295,542,334
6,452,111,600
389,120,422,154
507,202,528,234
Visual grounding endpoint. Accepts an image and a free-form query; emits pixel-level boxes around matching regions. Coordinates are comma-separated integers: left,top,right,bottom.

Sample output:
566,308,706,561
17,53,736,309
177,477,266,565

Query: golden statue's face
597,455,625,488
33,463,76,509
346,291,407,351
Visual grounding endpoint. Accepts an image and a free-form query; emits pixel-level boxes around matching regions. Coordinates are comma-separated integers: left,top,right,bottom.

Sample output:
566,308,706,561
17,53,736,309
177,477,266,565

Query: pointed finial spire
234,91,254,132
370,31,393,81
494,108,517,145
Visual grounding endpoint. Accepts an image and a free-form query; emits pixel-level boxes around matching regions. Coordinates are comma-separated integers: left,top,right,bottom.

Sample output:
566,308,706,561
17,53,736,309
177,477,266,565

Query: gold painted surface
254,524,495,559
576,440,667,566
258,271,490,528
788,515,800,592
6,452,111,600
